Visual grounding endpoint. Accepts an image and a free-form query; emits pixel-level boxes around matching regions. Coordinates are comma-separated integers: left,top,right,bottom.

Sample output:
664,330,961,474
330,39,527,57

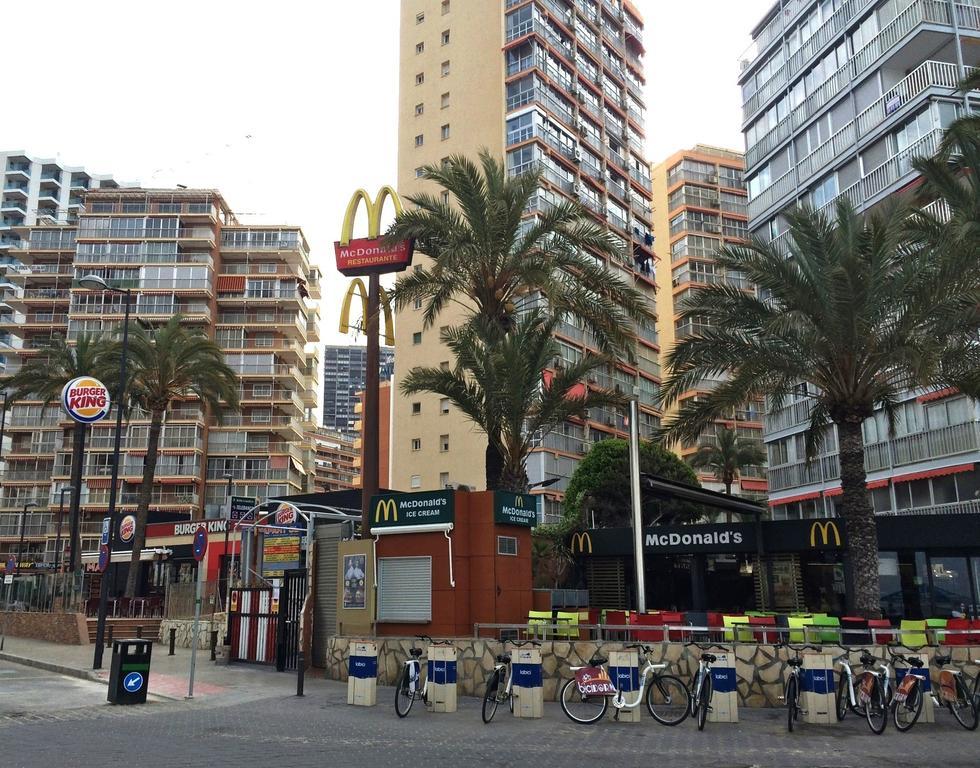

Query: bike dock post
609,649,642,723
708,651,739,723
427,643,457,713
896,647,935,724
801,651,836,725
512,646,543,719
347,640,378,707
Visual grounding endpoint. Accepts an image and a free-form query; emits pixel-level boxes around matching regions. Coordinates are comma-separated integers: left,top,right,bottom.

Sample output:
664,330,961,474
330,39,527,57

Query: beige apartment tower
395,0,658,522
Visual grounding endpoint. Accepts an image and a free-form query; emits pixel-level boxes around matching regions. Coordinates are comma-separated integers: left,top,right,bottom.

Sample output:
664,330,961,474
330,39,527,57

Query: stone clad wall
321,636,980,707
159,615,227,650
0,611,87,645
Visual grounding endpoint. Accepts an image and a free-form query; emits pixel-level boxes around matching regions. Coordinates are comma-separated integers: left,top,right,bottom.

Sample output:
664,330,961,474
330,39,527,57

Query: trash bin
107,638,153,705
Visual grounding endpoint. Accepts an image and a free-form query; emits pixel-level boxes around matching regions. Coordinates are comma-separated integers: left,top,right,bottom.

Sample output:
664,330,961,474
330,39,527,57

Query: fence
1,571,90,614
163,578,224,619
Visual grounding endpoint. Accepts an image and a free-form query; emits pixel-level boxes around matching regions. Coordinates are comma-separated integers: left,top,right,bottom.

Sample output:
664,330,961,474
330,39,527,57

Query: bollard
512,646,544,719
210,630,217,661
106,626,114,648
801,651,836,725
707,652,739,723
347,641,378,706
296,651,305,697
136,625,143,639
168,627,176,656
609,649,642,722
426,644,457,713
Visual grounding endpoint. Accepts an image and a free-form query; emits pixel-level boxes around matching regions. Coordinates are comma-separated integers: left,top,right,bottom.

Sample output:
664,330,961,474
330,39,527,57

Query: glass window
930,556,972,618
497,536,518,556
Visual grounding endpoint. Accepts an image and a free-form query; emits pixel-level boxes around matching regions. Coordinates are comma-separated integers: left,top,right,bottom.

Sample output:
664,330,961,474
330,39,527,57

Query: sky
3,0,773,345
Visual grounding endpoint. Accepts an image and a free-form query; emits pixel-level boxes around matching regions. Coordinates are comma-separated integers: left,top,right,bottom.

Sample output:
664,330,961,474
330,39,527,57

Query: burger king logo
275,502,298,527
62,376,111,423
119,515,136,543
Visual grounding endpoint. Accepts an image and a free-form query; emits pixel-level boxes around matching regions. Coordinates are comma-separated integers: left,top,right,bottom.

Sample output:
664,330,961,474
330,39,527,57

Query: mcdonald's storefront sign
334,187,415,276
570,531,593,554
809,520,843,548
369,491,454,530
493,491,537,528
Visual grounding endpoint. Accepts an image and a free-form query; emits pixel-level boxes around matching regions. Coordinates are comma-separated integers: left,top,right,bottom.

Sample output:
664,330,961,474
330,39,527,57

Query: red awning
158,477,200,485
892,463,974,484
824,486,843,497
216,275,246,291
740,479,768,492
86,478,111,489
917,387,958,404
769,491,820,507
867,479,889,490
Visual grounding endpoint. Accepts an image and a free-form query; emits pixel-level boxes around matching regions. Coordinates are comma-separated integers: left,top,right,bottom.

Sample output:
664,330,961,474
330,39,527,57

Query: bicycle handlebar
512,639,542,648
625,643,654,654
684,642,729,652
775,642,823,653
414,634,454,646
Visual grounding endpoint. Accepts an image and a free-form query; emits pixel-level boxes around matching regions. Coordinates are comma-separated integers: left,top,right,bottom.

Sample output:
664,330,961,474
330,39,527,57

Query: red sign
98,544,110,573
118,515,136,543
145,519,228,539
574,667,617,696
274,502,298,527
334,237,414,277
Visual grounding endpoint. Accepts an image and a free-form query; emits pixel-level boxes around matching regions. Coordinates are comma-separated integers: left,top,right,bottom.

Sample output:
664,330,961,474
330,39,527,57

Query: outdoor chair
810,615,842,644
944,618,971,646
556,611,580,640
748,615,776,643
841,616,870,646
722,615,752,643
604,610,629,641
867,619,894,644
899,619,928,648
787,616,812,644
630,612,665,642
925,618,947,645
527,610,552,640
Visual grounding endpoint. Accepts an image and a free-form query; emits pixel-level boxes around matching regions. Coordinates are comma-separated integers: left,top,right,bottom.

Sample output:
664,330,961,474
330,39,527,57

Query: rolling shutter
378,556,431,622
313,525,341,667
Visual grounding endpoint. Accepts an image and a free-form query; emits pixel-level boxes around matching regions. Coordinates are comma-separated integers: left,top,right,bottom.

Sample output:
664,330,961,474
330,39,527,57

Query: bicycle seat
788,657,803,668
702,653,717,664
496,653,511,664
409,648,423,658
590,655,608,667
860,654,876,667
935,653,952,667
907,657,923,668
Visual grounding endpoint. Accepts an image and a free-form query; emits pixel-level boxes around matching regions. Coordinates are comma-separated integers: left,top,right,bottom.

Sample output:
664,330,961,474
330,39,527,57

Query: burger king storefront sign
62,376,111,423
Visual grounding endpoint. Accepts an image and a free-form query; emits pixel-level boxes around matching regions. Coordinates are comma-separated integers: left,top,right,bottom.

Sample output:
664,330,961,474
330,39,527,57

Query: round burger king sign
62,376,111,423
119,514,136,543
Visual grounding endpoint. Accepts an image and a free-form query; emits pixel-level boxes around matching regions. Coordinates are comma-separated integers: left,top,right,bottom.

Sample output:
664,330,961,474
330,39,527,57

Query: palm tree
400,312,625,492
105,317,239,597
659,200,977,618
385,150,653,359
689,428,767,520
4,333,110,573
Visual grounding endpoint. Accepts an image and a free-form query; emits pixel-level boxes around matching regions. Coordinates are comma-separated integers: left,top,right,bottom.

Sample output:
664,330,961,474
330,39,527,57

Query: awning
824,487,843,498
768,491,821,507
740,479,768,492
81,547,171,564
867,479,889,490
892,463,974,484
917,387,958,404
371,523,453,537
290,456,305,475
159,477,200,485
216,275,246,291
87,478,111,489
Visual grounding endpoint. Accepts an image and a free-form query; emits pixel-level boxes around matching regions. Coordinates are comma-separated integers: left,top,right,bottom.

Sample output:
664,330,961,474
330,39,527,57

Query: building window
439,471,450,486
497,536,518,556
441,30,450,45
415,167,425,178
440,361,450,371
415,134,424,148
441,191,450,204
441,0,450,14
412,331,422,344
441,92,450,108
441,60,450,77
413,297,423,309
410,474,422,489
440,434,449,452
441,124,450,140
415,72,424,85
411,438,421,451
416,12,425,23
415,103,424,116
412,402,421,414
416,42,425,54
440,397,450,414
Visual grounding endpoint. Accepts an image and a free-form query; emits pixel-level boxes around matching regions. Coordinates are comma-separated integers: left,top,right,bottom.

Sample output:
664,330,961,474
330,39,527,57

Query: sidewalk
0,635,334,705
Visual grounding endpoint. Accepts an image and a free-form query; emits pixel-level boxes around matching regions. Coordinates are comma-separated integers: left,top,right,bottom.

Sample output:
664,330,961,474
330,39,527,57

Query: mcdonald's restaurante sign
369,491,454,530
334,187,415,276
493,491,537,528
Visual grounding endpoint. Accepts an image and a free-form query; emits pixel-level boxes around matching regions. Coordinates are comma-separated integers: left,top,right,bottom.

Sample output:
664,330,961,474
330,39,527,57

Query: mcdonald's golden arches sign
334,187,415,276
493,491,537,528
809,520,842,548
369,491,455,530
570,531,593,554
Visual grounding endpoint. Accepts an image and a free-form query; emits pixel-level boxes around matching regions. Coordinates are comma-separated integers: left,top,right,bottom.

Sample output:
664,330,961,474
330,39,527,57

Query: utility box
512,647,543,719
347,641,378,707
801,652,836,725
107,639,153,705
426,644,457,713
707,653,738,723
896,648,934,724
609,649,642,723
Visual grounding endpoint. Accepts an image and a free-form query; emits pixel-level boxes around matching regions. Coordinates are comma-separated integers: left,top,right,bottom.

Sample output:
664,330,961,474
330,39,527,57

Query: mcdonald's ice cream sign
493,491,537,528
334,186,414,276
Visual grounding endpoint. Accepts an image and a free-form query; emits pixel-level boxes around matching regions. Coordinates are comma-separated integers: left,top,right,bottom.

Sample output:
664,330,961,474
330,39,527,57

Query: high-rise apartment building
0,186,320,566
740,2,980,521
322,344,394,436
311,427,358,492
395,0,659,522
651,145,767,496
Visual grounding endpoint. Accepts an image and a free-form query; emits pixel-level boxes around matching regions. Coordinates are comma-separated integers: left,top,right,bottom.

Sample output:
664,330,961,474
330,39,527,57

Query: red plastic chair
945,618,971,646
630,612,665,642
867,619,893,645
749,615,777,643
706,612,725,642
605,610,629,640
660,611,686,641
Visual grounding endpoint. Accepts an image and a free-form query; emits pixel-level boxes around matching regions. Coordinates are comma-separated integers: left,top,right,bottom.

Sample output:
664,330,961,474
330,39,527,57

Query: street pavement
1,645,979,767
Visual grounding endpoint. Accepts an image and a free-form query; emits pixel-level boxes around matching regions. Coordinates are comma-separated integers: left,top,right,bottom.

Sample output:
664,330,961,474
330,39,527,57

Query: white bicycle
394,634,454,718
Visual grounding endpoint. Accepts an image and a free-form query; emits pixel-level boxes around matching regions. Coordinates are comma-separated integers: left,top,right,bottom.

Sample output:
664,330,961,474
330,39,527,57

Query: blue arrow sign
122,672,144,693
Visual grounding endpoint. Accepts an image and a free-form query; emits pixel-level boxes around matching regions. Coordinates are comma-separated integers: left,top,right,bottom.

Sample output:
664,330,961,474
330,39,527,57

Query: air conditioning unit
605,417,616,426
578,119,589,133
577,444,589,454
604,170,612,182
573,184,583,197
573,147,583,163
706,174,718,183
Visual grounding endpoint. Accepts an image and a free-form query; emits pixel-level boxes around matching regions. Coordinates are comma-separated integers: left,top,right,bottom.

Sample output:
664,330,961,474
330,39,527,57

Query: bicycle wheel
696,672,712,731
950,676,979,731
864,676,888,735
482,669,501,724
646,674,690,726
835,672,848,721
893,682,922,732
394,665,415,718
785,675,798,732
559,678,608,724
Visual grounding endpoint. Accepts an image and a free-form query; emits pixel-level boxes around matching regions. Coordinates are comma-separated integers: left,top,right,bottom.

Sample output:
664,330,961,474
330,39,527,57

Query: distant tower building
322,345,395,436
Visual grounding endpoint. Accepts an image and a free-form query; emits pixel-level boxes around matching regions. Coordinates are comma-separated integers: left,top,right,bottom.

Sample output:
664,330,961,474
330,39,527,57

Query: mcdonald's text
335,237,414,276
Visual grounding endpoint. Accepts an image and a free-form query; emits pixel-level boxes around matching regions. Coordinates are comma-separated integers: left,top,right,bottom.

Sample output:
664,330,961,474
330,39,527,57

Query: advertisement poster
261,533,301,578
343,554,366,609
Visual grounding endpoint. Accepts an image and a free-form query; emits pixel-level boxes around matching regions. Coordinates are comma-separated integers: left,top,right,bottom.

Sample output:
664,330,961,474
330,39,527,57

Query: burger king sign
62,376,111,423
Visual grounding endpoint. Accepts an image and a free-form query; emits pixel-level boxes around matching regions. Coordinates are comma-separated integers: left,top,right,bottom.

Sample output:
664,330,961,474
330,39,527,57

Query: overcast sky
4,0,773,345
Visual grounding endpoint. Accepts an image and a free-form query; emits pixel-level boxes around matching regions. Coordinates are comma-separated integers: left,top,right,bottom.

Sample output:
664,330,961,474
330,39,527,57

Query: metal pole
222,475,233,643
93,288,130,670
186,555,204,699
360,274,381,532
52,488,67,612
0,391,7,461
628,397,646,613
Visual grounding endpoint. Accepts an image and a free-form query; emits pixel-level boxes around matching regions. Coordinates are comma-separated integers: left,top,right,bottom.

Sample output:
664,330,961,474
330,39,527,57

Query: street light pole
85,279,131,670
16,501,38,606
221,473,234,644
50,488,70,611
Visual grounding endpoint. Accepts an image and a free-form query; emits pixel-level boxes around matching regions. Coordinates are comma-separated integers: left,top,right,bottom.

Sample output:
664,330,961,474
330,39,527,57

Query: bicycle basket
939,670,958,703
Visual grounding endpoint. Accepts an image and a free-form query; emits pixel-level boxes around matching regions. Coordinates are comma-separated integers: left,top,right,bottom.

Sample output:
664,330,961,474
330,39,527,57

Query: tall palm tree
400,312,625,492
660,200,977,618
105,317,239,597
4,333,110,573
385,150,653,359
689,428,767,520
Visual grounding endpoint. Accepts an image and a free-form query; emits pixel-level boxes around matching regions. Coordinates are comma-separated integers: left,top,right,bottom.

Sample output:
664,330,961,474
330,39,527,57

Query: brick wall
0,612,88,645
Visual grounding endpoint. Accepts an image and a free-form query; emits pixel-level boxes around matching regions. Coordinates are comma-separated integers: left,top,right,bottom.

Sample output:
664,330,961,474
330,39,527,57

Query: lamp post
52,487,70,611
79,275,131,670
221,473,234,644
15,501,38,606
0,390,8,463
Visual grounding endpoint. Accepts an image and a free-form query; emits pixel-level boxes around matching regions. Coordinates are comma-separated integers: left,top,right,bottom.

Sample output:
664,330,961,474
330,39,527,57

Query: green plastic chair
528,610,553,640
900,619,928,648
722,615,752,642
787,616,813,643
810,614,841,643
926,618,947,645
556,611,580,640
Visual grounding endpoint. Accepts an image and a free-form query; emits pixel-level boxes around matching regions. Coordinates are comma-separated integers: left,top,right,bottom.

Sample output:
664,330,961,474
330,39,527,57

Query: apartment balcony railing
674,321,712,339
764,398,815,433
884,498,980,517
671,270,751,291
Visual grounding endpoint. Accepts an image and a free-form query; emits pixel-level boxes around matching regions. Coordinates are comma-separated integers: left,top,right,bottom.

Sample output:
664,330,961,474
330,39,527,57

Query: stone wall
0,612,88,645
159,614,227,650
321,636,980,708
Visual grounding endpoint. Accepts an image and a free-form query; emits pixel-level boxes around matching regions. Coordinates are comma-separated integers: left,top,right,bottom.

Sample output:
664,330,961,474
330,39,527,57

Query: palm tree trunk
837,418,880,618
485,440,504,491
66,422,87,574
124,408,164,598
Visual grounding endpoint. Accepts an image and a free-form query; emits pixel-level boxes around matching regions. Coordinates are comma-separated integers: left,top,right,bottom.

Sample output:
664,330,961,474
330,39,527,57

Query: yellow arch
339,186,405,245
339,279,396,344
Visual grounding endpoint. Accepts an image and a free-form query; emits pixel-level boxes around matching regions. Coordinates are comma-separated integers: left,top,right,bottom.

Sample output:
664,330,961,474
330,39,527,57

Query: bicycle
686,642,729,731
855,649,894,734
482,639,541,723
892,650,979,732
834,647,877,721
776,642,822,732
889,647,927,732
394,635,454,718
559,644,690,725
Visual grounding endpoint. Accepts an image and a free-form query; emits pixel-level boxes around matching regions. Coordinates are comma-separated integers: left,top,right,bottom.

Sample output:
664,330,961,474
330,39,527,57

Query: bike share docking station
609,649,642,723
347,640,378,707
799,651,836,725
512,645,543,719
708,652,738,723
428,644,458,713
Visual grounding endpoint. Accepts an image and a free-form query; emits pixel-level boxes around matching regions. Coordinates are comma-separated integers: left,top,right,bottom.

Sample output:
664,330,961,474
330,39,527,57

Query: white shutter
378,556,431,622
